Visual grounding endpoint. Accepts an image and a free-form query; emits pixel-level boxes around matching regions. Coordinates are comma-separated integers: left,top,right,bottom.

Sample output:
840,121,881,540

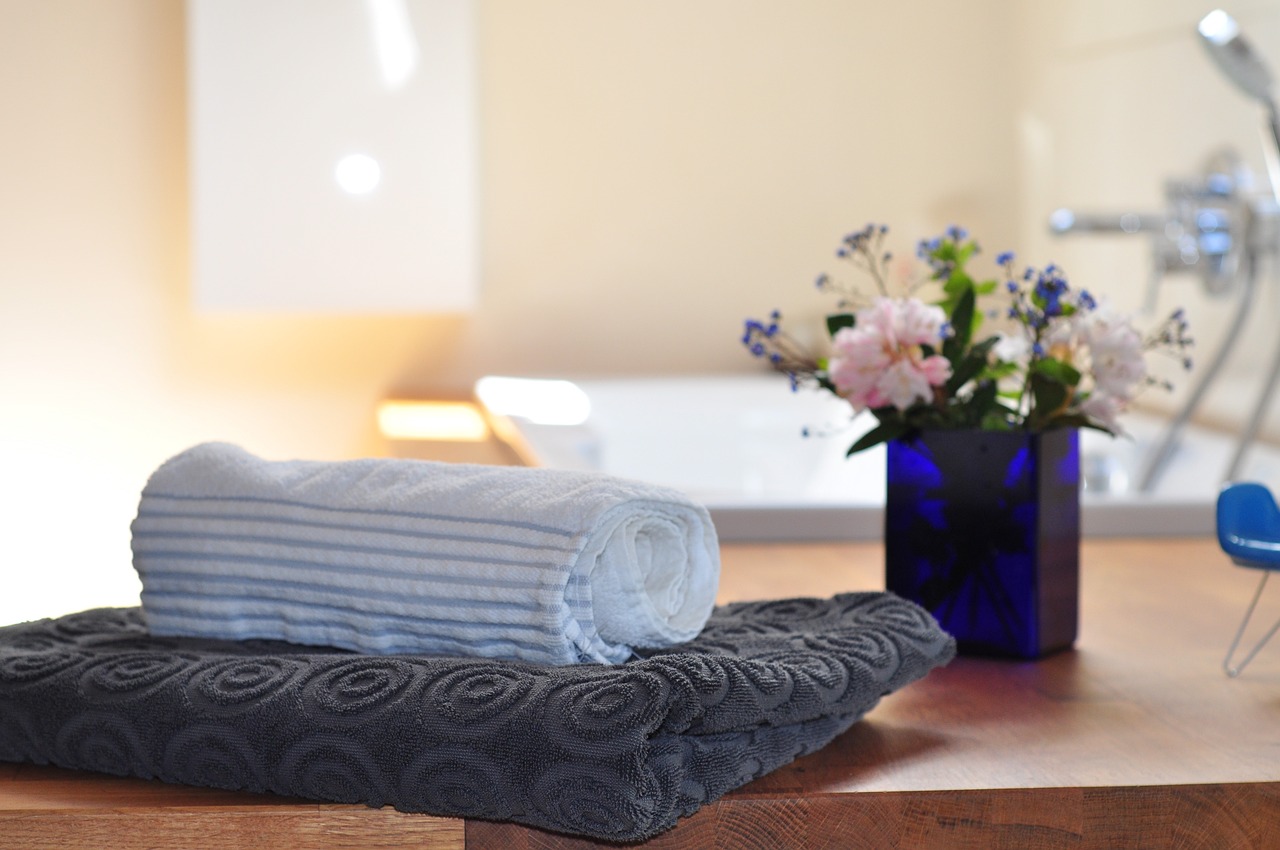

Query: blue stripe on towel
142,492,578,537
136,509,581,553
140,591,567,636
133,549,573,580
140,605,563,658
132,529,575,565
139,572,563,616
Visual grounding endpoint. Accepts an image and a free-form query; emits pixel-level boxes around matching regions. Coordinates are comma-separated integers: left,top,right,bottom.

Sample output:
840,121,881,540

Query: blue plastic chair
1217,482,1280,676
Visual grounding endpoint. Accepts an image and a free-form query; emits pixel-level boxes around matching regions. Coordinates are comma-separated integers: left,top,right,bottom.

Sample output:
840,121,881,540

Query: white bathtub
489,374,1280,541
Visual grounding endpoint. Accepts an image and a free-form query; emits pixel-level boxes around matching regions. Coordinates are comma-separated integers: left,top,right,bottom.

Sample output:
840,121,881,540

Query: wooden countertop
5,538,1280,849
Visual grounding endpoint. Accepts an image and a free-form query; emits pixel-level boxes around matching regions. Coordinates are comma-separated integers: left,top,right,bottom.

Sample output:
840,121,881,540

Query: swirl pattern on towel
162,724,269,793
80,653,194,702
301,658,415,722
0,592,954,843
188,658,307,715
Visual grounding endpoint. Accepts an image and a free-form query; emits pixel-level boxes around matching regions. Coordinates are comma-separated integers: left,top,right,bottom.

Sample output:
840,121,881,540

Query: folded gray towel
131,443,720,664
0,593,954,842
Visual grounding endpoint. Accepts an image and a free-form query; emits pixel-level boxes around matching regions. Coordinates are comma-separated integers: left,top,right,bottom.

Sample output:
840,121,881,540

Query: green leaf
943,269,975,298
944,336,1000,394
826,313,855,337
956,380,1000,426
943,287,976,360
981,410,1015,430
1032,357,1082,386
1053,412,1116,435
987,361,1019,380
846,419,909,456
1029,373,1070,428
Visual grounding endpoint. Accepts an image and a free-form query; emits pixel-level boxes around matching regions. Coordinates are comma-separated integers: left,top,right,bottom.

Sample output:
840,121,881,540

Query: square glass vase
884,428,1080,659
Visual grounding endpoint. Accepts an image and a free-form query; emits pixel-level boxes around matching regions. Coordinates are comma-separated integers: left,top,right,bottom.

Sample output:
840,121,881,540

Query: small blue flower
1032,342,1045,356
995,251,1015,266
750,342,765,356
1006,281,1018,293
946,225,968,241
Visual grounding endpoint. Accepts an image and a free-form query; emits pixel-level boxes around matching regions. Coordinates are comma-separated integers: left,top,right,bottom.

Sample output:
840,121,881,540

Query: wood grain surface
5,537,1280,849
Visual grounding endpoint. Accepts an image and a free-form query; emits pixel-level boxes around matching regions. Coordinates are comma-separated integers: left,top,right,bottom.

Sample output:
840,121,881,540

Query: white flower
993,333,1030,363
1081,310,1146,399
894,297,949,347
1080,392,1126,434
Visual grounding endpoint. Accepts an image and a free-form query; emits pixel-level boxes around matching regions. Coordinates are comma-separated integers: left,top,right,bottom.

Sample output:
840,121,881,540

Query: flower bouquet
742,225,1192,455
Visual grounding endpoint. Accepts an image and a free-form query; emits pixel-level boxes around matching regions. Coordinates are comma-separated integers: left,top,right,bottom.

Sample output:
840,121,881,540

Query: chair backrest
1217,482,1280,567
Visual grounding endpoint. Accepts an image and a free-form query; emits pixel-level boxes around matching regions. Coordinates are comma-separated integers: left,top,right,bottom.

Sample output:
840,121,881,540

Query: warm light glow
377,400,490,441
367,0,420,88
1199,9,1238,45
334,153,382,195
474,376,592,426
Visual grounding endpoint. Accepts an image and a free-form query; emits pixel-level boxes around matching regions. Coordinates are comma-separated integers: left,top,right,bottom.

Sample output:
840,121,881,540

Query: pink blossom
828,297,952,413
894,297,949,347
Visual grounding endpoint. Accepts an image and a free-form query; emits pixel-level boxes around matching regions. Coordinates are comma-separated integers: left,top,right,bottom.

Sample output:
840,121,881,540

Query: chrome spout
1048,209,1166,235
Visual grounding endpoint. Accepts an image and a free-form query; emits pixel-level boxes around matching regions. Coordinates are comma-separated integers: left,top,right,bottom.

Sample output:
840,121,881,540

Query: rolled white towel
130,443,720,665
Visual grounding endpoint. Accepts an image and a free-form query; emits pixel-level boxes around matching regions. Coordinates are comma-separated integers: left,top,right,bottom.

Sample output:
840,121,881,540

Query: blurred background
2,0,1278,622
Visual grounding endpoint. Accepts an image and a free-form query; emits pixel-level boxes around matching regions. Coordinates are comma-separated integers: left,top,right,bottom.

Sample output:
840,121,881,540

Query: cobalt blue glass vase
884,428,1080,659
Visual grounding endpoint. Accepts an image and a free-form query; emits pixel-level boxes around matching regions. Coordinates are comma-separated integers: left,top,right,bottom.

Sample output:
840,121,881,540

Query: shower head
1198,9,1275,109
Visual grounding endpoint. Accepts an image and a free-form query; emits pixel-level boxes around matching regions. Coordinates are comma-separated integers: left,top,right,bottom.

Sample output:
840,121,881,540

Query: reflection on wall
188,0,479,312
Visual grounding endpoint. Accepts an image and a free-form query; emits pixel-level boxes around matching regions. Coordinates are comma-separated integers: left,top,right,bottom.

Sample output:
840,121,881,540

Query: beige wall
3,0,1276,622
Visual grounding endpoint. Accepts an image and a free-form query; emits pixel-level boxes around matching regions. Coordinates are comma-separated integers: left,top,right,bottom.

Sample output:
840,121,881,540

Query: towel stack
131,443,720,665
